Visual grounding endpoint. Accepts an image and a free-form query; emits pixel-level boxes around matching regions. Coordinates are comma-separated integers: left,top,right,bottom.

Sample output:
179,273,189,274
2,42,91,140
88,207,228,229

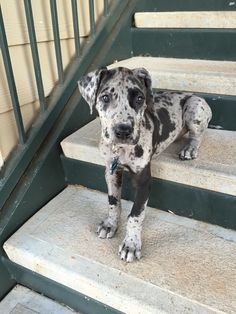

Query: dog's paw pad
179,145,198,160
118,238,141,263
97,220,117,239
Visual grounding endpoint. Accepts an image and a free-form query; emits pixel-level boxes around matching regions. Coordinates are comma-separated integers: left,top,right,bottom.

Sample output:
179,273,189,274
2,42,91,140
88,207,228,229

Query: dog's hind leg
179,96,212,160
97,166,123,239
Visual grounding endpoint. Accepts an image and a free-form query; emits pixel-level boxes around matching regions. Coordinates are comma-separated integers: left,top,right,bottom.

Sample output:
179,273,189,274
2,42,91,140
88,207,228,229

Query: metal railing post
71,0,81,57
50,0,64,84
0,6,26,144
24,0,46,112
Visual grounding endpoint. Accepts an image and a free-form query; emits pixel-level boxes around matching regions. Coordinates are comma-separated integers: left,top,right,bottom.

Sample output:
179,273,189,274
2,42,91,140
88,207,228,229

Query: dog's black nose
114,124,133,139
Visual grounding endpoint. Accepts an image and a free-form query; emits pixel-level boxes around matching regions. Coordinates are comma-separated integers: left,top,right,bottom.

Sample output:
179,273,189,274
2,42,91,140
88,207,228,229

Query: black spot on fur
110,87,114,93
105,128,109,138
127,116,134,127
154,96,161,103
115,169,123,188
98,69,116,91
127,75,143,89
143,112,151,130
108,195,118,206
134,145,144,158
180,96,192,108
193,120,201,125
156,108,176,145
127,88,144,112
129,163,151,217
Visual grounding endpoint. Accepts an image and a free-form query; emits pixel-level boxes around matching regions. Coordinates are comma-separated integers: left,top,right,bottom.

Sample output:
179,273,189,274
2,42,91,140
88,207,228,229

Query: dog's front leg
97,165,123,239
119,163,151,262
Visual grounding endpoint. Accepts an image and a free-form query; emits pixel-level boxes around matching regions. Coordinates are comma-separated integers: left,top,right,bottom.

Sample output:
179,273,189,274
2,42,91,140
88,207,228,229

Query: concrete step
134,11,236,29
61,118,236,196
4,186,236,314
108,57,236,96
0,285,76,314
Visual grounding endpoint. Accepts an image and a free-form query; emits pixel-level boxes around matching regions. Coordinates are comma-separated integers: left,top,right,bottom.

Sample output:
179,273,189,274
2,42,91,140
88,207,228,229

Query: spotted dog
78,67,212,262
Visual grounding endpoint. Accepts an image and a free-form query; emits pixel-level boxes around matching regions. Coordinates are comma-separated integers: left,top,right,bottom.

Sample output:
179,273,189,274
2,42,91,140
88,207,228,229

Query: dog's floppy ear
132,68,153,105
78,68,106,114
132,68,152,90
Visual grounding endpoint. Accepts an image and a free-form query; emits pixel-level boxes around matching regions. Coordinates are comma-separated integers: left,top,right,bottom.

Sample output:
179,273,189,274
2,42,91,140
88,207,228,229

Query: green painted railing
0,0,111,149
0,7,26,144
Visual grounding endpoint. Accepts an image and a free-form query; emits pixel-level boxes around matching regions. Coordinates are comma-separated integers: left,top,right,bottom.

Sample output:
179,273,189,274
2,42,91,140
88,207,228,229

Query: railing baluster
0,6,26,144
89,0,95,35
104,0,109,16
50,0,64,84
71,0,80,57
24,0,46,112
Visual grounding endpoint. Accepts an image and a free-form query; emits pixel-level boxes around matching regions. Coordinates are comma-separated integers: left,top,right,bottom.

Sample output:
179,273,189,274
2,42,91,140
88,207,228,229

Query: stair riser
132,29,236,61
62,157,236,230
3,260,121,314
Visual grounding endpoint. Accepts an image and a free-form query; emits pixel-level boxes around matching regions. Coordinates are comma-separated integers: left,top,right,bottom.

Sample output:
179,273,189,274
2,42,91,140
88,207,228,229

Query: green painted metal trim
61,157,236,230
0,250,15,300
3,259,123,314
0,0,132,212
132,28,236,61
134,0,236,11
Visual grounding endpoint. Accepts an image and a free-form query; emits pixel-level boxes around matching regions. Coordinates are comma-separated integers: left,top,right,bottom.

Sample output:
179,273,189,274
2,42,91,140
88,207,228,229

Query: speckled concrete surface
108,57,236,96
0,285,76,314
4,186,236,314
134,12,236,28
61,118,236,195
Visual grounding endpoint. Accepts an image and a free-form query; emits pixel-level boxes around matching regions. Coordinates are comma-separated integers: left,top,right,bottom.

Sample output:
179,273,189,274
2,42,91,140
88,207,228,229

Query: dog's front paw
119,235,142,263
97,218,117,239
179,145,198,160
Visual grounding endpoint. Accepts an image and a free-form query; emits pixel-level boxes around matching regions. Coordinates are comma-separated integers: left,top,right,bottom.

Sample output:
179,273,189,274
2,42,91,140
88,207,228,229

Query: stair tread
134,11,236,29
108,57,236,95
61,118,236,196
4,186,236,314
0,285,76,314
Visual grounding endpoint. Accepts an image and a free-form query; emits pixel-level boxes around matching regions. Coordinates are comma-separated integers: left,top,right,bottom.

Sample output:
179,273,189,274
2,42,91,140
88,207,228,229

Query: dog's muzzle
114,123,133,140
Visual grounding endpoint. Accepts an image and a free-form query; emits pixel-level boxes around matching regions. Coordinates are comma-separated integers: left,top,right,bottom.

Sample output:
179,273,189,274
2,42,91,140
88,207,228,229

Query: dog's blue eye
102,95,110,103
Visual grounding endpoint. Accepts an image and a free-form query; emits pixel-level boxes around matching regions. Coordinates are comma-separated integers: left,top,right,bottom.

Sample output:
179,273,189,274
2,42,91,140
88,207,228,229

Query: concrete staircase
3,7,236,314
4,186,236,313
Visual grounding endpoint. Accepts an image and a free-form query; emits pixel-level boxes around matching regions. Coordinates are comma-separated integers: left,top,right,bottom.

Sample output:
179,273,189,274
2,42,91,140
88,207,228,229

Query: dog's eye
102,94,110,103
136,95,144,104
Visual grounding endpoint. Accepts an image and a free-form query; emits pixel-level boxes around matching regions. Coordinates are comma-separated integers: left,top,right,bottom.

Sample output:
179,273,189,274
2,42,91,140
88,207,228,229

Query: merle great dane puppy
78,67,212,262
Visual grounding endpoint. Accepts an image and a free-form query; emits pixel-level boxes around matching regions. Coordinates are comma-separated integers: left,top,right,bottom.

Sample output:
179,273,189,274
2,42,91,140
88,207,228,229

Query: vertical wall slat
71,0,80,57
24,0,46,112
50,0,64,84
104,0,109,16
0,6,26,144
89,0,95,35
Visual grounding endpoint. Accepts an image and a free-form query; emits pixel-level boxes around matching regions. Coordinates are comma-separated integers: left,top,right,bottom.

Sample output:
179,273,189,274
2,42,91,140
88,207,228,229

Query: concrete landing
0,285,76,314
4,186,236,314
61,118,236,196
108,57,236,96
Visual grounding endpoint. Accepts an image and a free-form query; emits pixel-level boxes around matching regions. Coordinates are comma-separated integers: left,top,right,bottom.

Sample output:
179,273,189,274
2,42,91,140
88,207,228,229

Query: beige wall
0,0,104,166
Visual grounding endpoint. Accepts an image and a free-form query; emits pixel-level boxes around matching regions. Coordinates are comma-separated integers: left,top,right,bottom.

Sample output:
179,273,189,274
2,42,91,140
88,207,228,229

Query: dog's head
78,67,153,145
